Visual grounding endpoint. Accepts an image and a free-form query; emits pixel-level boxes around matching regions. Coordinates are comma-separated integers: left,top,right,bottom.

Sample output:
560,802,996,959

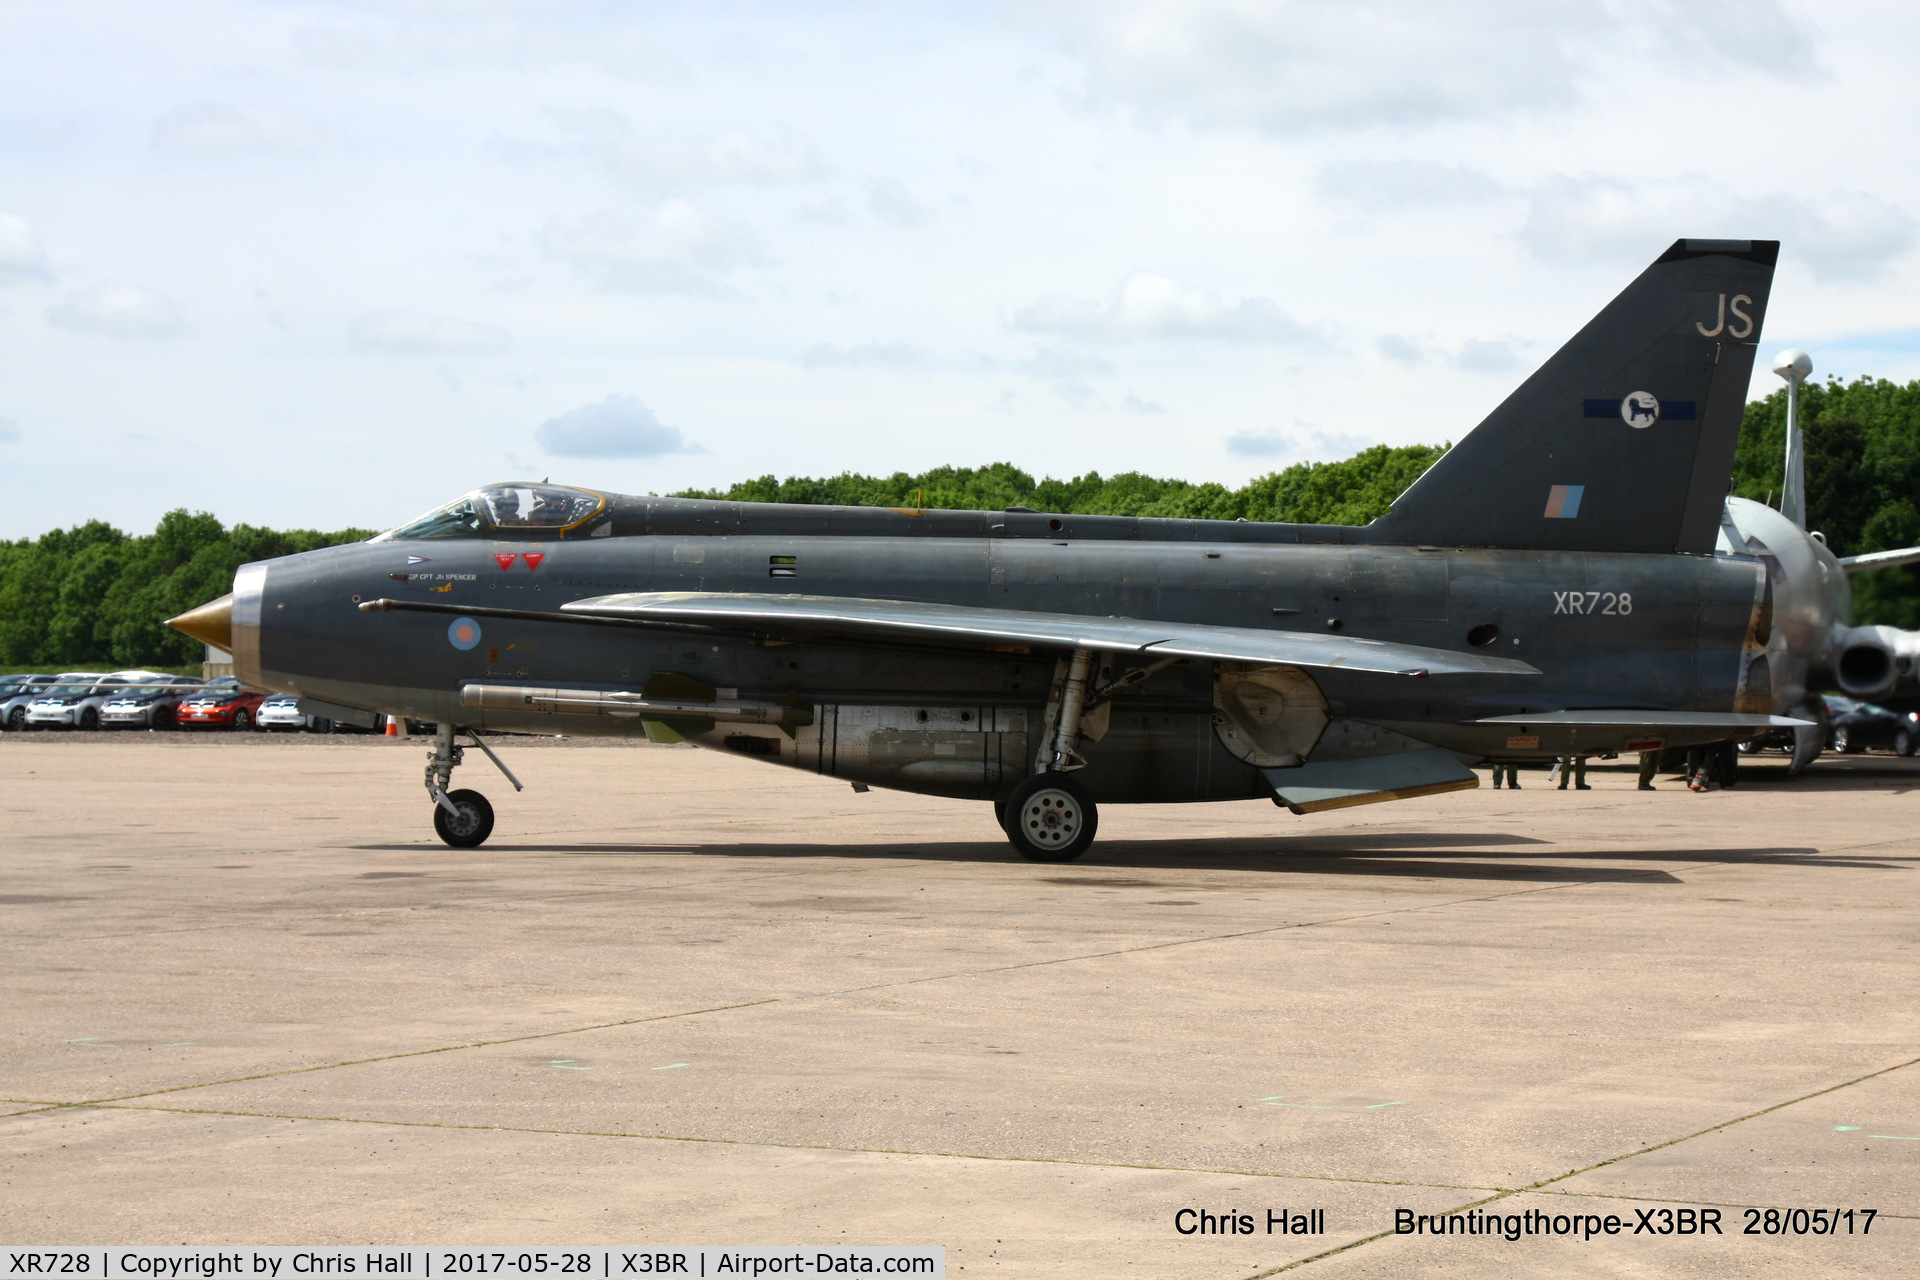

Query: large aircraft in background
166,238,1920,860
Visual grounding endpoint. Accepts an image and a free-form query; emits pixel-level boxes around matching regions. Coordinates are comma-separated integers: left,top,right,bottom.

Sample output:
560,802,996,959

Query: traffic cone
384,715,399,737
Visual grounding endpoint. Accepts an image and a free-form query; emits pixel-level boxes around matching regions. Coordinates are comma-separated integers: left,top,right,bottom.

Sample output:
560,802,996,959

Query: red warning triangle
522,552,546,571
493,553,518,571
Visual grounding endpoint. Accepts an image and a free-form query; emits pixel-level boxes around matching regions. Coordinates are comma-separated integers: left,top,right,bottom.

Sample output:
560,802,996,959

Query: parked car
23,671,120,730
1823,693,1914,755
100,675,207,729
1,674,57,730
256,694,335,733
175,678,269,730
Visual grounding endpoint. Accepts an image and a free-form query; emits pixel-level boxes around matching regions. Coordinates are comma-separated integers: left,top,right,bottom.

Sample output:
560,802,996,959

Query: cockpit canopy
379,483,607,541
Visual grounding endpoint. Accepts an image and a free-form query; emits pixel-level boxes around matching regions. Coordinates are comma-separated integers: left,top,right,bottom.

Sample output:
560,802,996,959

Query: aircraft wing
1471,710,1814,727
560,591,1540,677
1838,545,1920,574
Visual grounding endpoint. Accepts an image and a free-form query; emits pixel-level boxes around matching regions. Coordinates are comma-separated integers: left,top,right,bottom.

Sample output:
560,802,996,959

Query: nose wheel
1003,772,1097,863
423,722,524,848
433,788,495,848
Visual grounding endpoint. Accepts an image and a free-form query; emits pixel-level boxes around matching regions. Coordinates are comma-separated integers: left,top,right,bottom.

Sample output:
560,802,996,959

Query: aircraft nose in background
167,593,234,652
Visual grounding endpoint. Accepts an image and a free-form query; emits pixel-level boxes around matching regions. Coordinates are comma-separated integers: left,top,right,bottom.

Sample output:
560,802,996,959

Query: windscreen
380,484,605,540
476,484,604,530
386,497,484,541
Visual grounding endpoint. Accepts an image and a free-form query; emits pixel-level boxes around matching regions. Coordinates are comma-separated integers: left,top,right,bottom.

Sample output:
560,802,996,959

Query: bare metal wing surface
1837,545,1920,575
1471,710,1813,727
559,591,1542,678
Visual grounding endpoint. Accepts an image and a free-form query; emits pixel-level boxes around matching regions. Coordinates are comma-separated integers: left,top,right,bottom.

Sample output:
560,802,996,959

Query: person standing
1637,751,1658,791
1491,760,1520,789
1557,755,1590,790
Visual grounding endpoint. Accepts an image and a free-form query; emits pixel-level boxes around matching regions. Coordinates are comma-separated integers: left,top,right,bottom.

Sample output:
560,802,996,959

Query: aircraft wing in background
1839,545,1920,574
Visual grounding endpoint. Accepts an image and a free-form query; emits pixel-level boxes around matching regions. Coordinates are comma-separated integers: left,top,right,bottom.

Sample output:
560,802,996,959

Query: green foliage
1731,376,1920,628
0,511,372,669
676,444,1450,525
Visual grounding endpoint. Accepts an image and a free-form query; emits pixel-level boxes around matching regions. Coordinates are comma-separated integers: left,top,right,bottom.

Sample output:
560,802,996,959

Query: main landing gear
424,723,524,848
1001,646,1114,864
1003,772,1098,862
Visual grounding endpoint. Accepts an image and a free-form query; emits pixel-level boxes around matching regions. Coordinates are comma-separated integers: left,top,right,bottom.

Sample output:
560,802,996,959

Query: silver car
24,670,172,731
21,672,112,730
1,675,57,731
100,675,206,729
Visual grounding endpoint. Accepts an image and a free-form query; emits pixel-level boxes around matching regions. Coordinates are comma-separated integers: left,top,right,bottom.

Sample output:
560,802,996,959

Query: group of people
1489,745,1737,793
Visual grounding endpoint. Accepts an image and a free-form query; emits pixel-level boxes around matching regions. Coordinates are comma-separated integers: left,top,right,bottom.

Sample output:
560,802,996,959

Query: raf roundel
1620,392,1661,428
447,617,482,651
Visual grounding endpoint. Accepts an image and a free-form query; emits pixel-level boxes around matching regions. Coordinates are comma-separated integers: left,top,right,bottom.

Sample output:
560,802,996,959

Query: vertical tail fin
1367,239,1778,554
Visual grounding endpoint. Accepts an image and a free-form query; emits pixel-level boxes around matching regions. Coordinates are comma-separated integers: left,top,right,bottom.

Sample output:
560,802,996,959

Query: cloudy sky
2,0,1917,538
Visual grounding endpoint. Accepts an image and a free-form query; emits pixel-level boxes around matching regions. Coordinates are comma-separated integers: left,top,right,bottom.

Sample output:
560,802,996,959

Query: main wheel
1004,773,1097,863
433,788,494,848
1897,729,1915,758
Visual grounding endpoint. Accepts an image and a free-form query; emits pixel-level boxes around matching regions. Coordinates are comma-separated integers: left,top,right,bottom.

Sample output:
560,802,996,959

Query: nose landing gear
425,722,524,848
433,789,494,847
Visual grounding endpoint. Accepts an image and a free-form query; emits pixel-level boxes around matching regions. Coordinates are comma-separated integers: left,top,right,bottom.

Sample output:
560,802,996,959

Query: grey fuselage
231,495,1771,805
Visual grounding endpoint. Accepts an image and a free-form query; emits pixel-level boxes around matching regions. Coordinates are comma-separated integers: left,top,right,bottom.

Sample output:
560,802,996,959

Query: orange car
175,679,269,730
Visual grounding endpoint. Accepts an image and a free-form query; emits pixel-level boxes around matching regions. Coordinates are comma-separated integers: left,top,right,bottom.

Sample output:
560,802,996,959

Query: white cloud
1225,430,1289,458
1377,333,1525,372
864,177,935,228
1518,175,1916,282
501,110,828,189
1375,334,1426,364
1008,346,1114,378
0,415,18,444
793,197,854,226
46,284,186,338
1016,0,1819,135
1015,274,1313,342
152,104,341,156
541,203,770,295
535,394,694,458
801,342,927,368
294,20,679,78
349,311,509,354
0,214,51,284
1316,160,1501,211
1454,338,1522,373
1122,392,1164,413
1226,426,1376,460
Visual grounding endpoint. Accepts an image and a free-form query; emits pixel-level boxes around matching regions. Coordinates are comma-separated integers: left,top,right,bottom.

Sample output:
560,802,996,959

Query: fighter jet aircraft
173,238,1851,861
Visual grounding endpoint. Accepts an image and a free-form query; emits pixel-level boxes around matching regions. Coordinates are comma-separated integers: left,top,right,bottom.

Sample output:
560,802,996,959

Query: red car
175,679,269,730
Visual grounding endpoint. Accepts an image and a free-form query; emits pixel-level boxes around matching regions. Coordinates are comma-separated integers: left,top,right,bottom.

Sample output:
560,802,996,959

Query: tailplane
1368,239,1778,554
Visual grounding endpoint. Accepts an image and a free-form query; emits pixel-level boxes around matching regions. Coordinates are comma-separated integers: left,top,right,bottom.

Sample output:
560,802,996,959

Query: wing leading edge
559,591,1541,678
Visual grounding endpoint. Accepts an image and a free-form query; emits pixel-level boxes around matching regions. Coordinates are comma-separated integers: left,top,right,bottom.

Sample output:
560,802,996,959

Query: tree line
4,375,1916,668
0,513,372,669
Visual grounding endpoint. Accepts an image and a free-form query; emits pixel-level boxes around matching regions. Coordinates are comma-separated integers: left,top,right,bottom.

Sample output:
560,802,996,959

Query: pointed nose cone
168,593,234,653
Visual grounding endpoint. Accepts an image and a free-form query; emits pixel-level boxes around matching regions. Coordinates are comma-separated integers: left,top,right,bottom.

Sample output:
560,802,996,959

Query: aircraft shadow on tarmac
352,829,1907,883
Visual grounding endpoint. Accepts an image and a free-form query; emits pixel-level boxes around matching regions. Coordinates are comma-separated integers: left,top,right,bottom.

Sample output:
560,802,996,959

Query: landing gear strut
1003,648,1103,863
425,722,524,848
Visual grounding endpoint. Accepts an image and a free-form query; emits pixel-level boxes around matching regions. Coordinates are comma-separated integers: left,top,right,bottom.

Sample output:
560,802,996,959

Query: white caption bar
2,1250,943,1280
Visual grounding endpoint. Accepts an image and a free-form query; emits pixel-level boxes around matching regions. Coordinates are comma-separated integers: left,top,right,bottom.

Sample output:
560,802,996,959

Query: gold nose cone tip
167,593,235,653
